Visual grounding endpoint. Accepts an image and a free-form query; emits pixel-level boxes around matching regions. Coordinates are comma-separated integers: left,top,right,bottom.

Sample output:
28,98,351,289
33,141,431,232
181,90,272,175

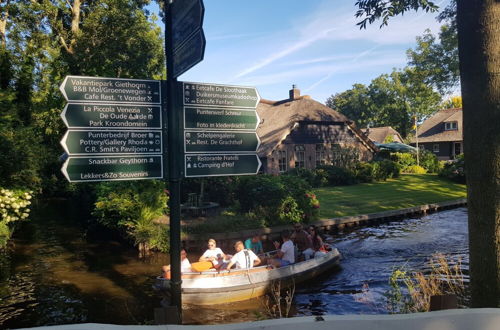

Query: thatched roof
361,126,404,144
412,108,463,143
256,90,376,157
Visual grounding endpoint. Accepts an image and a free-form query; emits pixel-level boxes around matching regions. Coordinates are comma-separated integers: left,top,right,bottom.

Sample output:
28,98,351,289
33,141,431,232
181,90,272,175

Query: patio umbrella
375,142,417,153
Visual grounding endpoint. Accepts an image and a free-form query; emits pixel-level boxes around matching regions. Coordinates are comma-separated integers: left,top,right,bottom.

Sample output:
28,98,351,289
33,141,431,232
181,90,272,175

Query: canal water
0,201,468,327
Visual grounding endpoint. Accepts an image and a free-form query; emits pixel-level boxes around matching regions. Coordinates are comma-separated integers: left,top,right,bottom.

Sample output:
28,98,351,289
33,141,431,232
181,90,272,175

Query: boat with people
154,247,341,305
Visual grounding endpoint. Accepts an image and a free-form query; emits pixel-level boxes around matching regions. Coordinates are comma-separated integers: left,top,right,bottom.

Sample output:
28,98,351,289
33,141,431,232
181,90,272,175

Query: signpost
61,155,163,182
61,103,161,129
181,81,261,178
172,0,204,52
184,106,259,130
184,130,259,153
57,0,264,323
185,154,261,177
60,76,161,104
61,130,162,155
172,29,206,78
183,82,260,108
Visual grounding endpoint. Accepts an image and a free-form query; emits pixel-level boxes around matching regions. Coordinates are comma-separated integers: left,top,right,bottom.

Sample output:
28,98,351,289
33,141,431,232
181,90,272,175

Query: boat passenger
199,238,227,269
226,241,261,270
270,230,295,268
244,233,264,254
162,248,191,279
290,223,315,260
308,225,327,258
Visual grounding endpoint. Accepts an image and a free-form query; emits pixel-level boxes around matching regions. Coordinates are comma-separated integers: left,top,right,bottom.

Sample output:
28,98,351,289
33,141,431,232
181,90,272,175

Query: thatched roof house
256,87,377,174
411,108,463,160
361,126,404,144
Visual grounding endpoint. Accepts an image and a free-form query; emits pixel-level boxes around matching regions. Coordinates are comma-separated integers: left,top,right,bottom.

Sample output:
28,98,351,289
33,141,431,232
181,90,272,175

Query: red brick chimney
289,84,300,100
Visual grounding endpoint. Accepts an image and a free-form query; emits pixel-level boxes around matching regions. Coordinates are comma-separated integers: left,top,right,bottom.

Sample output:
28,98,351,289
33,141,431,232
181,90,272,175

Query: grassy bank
314,174,466,219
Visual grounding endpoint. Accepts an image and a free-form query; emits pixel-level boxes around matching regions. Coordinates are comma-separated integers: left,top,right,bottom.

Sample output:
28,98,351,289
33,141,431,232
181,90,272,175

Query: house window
315,144,326,167
445,121,458,130
433,144,440,153
294,145,305,168
278,150,287,173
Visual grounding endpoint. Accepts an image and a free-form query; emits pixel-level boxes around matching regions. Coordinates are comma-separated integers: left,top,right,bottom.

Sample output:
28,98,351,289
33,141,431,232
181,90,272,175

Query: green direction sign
172,0,204,52
61,130,162,155
60,76,161,104
184,130,260,153
61,103,162,129
183,82,260,108
184,106,259,130
173,29,206,78
61,155,163,182
184,154,261,177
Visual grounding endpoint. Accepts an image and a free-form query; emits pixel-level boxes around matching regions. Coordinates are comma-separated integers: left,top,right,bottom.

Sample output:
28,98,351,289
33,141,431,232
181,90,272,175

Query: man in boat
244,233,264,254
270,230,295,267
162,248,192,279
291,223,315,260
226,241,261,270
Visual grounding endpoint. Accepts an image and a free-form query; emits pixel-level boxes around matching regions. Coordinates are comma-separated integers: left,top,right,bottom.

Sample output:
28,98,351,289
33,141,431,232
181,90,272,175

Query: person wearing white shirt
162,248,192,279
226,241,261,270
270,230,295,267
199,238,227,267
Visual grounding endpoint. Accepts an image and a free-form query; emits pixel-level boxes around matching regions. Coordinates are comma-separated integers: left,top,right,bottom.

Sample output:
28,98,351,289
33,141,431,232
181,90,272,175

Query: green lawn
314,174,467,219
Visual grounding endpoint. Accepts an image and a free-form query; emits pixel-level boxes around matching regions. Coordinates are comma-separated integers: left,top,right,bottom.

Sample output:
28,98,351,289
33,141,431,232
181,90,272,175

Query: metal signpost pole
165,0,182,323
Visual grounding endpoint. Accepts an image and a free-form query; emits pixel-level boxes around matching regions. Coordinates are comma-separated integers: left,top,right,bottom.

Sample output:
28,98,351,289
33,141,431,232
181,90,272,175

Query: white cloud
239,55,405,87
232,0,442,81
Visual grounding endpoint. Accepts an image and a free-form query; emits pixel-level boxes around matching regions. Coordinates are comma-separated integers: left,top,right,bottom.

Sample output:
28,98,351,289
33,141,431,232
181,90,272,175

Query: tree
325,83,373,127
326,69,440,137
355,0,500,308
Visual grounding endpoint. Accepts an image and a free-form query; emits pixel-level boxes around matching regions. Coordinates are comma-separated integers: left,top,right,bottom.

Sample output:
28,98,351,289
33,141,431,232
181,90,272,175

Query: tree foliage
326,69,440,137
0,0,165,194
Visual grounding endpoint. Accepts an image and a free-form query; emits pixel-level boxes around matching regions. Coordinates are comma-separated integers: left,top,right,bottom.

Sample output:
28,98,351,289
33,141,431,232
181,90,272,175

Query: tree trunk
457,0,500,307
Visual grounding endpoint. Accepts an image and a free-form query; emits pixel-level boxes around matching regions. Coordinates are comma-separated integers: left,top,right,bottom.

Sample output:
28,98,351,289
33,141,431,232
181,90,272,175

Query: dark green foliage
234,175,317,226
439,154,465,184
316,165,357,186
286,168,330,188
374,159,401,180
92,180,169,252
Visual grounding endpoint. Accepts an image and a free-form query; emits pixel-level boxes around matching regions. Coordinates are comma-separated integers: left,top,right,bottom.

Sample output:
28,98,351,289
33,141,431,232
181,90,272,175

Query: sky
152,0,448,103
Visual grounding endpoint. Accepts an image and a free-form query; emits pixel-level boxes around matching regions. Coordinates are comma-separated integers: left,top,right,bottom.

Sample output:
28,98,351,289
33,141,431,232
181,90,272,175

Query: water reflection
0,202,468,327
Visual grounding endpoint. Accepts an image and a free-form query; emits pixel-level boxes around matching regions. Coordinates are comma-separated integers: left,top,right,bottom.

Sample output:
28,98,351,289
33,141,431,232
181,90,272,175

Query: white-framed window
315,144,326,167
445,121,458,130
433,144,440,153
278,150,287,172
294,145,305,168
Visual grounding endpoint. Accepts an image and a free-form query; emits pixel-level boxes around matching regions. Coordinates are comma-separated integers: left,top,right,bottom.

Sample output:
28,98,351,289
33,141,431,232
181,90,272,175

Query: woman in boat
308,225,327,258
162,248,191,279
199,238,227,269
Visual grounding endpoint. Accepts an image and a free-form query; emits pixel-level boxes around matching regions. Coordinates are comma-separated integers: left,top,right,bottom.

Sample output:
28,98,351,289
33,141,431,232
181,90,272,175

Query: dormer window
445,121,458,130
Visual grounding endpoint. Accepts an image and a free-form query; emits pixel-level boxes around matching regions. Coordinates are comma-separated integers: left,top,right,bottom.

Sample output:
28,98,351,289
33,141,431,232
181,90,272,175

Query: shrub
373,160,401,180
234,175,315,226
405,165,427,174
354,162,375,183
0,188,33,249
419,150,440,173
316,165,357,186
391,151,440,173
439,154,465,183
92,180,169,252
